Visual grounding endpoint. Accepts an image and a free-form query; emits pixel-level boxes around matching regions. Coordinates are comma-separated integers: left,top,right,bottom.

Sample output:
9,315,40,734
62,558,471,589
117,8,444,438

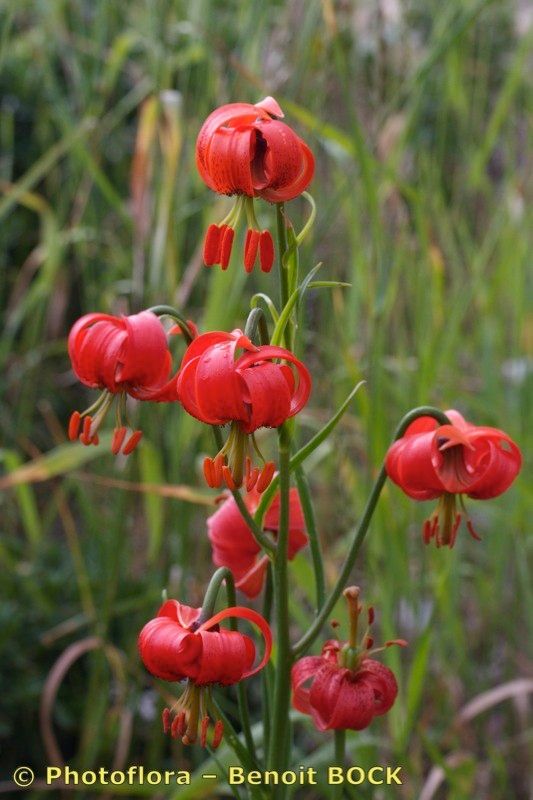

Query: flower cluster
64,96,522,760
68,318,310,493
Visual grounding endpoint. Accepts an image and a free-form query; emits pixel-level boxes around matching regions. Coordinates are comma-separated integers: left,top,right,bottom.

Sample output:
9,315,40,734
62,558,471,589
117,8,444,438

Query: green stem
254,381,367,529
198,568,258,770
295,464,325,612
147,304,195,343
222,573,258,767
261,564,273,763
293,406,451,655
267,429,292,782
198,566,233,624
209,696,265,800
244,307,270,345
333,730,346,800
276,202,291,349
231,488,277,557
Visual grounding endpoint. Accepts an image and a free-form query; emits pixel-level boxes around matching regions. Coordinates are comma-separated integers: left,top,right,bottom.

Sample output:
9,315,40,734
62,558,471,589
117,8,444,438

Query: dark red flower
208,487,308,597
68,311,180,455
177,328,311,491
139,599,272,747
291,588,406,732
196,96,314,272
385,410,522,547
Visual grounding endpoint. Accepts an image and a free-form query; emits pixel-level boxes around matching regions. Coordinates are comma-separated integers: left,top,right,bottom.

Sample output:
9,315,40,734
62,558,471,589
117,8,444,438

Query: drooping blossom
177,328,311,492
196,96,314,272
291,587,406,732
68,311,181,455
385,410,522,547
138,599,272,747
208,488,308,597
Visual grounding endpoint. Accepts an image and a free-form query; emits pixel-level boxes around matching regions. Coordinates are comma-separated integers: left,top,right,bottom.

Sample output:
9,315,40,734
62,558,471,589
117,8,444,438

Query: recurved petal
69,315,127,391
207,494,260,557
357,659,398,716
264,487,304,532
156,599,202,629
235,556,270,598
117,311,171,388
291,656,324,715
237,345,312,420
176,357,208,421
307,663,347,731
198,605,272,681
385,432,444,500
252,120,314,200
205,126,256,196
326,673,377,730
194,338,249,424
465,435,522,499
179,330,239,371
254,96,284,118
259,139,315,202
138,616,202,682
239,361,293,432
196,103,266,190
195,628,256,685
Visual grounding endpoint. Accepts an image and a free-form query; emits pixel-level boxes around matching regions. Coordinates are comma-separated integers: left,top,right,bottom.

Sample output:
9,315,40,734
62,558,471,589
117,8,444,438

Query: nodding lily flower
196,96,314,273
68,311,180,455
291,588,406,732
138,599,272,748
177,328,311,492
385,410,522,548
208,487,308,598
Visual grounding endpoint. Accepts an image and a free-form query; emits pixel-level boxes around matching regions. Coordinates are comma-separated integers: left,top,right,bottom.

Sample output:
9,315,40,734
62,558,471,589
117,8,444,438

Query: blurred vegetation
0,0,531,798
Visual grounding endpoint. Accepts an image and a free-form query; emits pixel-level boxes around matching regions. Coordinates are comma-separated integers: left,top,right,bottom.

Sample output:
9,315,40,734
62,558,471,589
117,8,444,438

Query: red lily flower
177,328,311,491
207,487,308,598
291,588,406,732
196,96,314,272
385,409,522,547
68,311,180,455
138,599,272,747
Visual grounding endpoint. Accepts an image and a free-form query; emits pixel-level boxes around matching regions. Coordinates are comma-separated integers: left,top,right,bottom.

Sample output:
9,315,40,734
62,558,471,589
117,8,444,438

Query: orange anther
200,715,209,747
68,411,81,441
246,467,260,492
466,519,481,542
256,461,275,493
79,416,93,446
162,708,171,734
222,466,236,491
122,430,143,455
212,720,224,749
259,230,274,273
213,454,225,486
244,229,260,273
111,426,127,455
203,224,221,266
203,457,215,487
220,226,234,270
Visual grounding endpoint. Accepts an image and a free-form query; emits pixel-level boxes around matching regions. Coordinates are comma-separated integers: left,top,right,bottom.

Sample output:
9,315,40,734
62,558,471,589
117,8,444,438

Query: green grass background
0,0,531,798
